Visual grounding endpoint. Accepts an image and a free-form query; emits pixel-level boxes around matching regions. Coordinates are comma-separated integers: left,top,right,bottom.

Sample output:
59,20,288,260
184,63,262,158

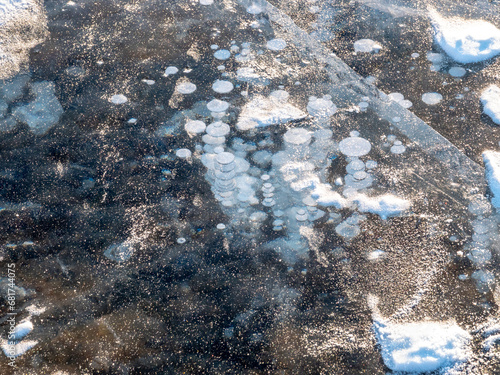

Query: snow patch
431,9,500,64
354,39,382,53
483,150,500,208
236,94,306,131
373,318,471,373
481,85,500,125
352,193,411,220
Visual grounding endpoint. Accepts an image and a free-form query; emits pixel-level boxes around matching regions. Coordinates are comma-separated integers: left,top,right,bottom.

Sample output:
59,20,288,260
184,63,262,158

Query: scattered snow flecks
430,9,500,63
481,85,500,125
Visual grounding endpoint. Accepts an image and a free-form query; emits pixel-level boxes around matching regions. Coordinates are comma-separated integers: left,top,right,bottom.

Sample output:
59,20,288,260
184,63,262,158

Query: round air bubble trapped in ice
266,38,287,51
185,120,206,135
214,49,231,60
212,80,234,94
207,99,229,113
339,135,371,157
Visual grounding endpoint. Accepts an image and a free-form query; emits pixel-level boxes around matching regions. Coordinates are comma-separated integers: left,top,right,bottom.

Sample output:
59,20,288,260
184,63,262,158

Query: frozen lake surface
0,0,499,373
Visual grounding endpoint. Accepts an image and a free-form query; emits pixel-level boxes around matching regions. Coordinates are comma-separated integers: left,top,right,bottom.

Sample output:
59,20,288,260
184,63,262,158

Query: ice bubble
472,270,495,293
176,81,197,94
212,79,234,94
109,94,128,104
185,120,206,135
176,148,192,159
481,85,500,124
270,89,290,103
214,49,231,60
426,52,443,63
391,142,406,154
283,128,312,146
392,116,401,123
216,152,235,166
468,248,492,266
202,134,225,146
250,211,267,222
207,121,230,137
339,135,371,157
266,38,287,51
252,150,272,166
307,95,337,117
449,66,466,77
358,101,369,111
353,171,368,181
104,242,135,263
177,237,186,244
388,135,398,142
217,223,226,230
346,159,365,174
468,196,492,216
262,197,276,207
422,92,443,105
411,52,420,58
273,219,284,227
142,79,155,85
335,220,361,239
296,209,308,222
354,39,382,53
211,44,219,50
472,219,495,235
399,99,413,109
128,118,137,124
164,66,179,76
199,0,214,5
247,3,262,14
207,99,229,113
388,92,405,103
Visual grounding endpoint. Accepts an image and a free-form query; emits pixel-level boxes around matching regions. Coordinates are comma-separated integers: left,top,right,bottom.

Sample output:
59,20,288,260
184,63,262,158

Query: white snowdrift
481,85,500,125
430,9,500,64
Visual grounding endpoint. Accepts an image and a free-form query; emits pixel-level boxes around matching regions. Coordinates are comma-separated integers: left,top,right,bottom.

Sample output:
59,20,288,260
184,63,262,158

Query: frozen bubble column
463,150,500,294
213,152,237,206
468,205,497,291
266,127,333,263
306,95,338,180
